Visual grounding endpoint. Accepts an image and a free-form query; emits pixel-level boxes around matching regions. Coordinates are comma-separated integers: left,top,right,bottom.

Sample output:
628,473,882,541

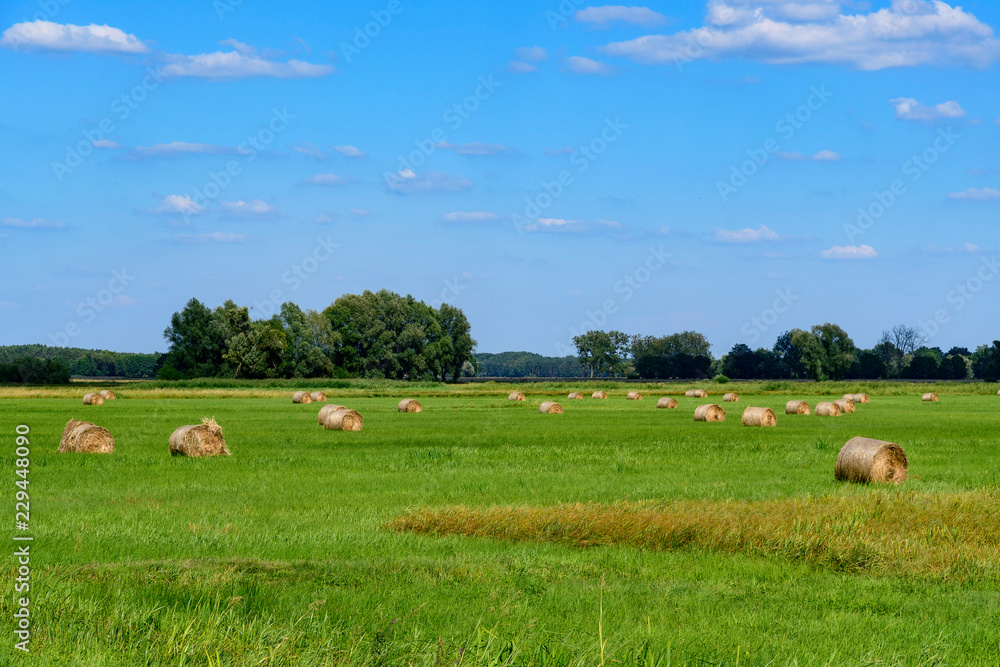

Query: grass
1,382,999,665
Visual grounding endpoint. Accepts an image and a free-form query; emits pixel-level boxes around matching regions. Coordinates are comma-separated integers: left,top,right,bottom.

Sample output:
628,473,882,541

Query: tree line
156,290,476,381
0,345,158,379
572,325,1000,382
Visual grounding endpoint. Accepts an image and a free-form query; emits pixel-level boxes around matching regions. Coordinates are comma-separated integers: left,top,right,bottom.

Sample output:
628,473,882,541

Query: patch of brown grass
390,490,1000,582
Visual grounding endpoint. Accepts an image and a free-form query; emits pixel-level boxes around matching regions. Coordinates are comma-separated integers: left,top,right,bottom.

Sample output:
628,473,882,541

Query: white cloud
0,20,147,54
601,2,1000,70
174,232,248,243
564,56,616,75
219,38,256,55
515,46,547,61
302,173,350,186
133,141,246,157
333,145,366,158
948,187,1000,201
508,61,539,73
821,244,878,260
890,97,967,121
777,150,841,161
220,199,282,218
925,242,980,254
349,208,371,217
576,5,668,27
435,141,513,156
1,217,66,229
712,225,780,243
443,211,500,222
386,170,472,195
294,143,327,159
151,194,204,215
161,51,334,79
315,213,336,224
91,139,122,149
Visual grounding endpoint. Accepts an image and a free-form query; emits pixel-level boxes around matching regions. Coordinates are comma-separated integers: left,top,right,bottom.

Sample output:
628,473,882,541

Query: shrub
713,374,730,384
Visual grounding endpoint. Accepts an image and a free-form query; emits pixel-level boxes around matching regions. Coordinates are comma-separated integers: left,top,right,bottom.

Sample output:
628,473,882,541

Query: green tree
573,330,629,377
160,298,227,378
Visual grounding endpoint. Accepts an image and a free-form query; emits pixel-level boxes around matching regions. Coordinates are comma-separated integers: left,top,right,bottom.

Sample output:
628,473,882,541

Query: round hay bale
292,391,313,404
322,408,364,431
922,393,939,402
398,399,422,413
815,402,842,417
834,398,856,414
785,400,810,415
310,392,327,402
169,419,230,457
685,389,708,398
567,392,584,400
508,391,526,401
539,402,564,414
99,390,117,400
723,392,739,402
82,393,104,406
656,397,678,409
694,404,725,422
592,391,607,399
844,393,870,404
317,404,349,425
58,420,114,454
835,437,908,484
626,391,643,400
742,406,777,427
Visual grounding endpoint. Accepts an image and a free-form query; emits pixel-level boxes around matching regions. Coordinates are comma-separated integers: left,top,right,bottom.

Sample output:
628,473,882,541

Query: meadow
1,380,998,666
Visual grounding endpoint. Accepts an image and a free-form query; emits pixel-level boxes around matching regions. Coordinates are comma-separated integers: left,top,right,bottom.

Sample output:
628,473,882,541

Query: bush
0,357,72,385
713,374,730,384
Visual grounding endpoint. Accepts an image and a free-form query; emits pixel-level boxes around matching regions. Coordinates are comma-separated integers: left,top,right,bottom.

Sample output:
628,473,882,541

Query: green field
2,382,999,666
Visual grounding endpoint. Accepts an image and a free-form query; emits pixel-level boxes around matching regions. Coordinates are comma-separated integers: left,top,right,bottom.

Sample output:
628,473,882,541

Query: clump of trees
157,290,476,381
0,357,71,384
0,345,158,378
475,352,585,378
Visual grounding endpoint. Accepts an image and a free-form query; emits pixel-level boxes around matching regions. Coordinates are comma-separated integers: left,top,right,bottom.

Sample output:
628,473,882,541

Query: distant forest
0,344,159,379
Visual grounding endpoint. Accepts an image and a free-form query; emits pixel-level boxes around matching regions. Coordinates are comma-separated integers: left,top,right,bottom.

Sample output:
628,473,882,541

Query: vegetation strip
391,491,1000,581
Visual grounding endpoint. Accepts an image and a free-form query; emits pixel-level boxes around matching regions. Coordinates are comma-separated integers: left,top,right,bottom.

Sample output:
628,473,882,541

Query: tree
939,354,969,380
772,331,803,379
983,341,1000,383
790,329,828,380
813,323,857,380
437,303,476,382
853,350,887,379
573,330,629,377
160,298,227,378
631,331,713,379
878,325,926,377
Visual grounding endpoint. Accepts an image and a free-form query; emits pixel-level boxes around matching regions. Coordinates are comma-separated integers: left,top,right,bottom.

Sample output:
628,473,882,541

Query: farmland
2,380,999,665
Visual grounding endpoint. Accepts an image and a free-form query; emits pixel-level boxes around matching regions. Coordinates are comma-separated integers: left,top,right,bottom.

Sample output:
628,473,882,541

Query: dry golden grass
391,490,1000,581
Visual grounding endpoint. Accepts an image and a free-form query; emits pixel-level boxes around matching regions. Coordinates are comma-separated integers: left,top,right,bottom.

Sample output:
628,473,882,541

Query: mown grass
1,386,999,665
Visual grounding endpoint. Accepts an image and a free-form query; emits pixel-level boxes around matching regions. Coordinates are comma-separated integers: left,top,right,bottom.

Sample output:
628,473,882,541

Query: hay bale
656,397,678,409
169,419,230,457
626,391,643,400
398,399,422,413
785,400,810,415
322,408,364,431
99,390,117,400
292,391,313,404
539,402,564,414
834,398,856,414
567,392,584,400
742,406,777,427
694,404,725,422
508,391,526,401
82,393,104,406
922,393,939,402
685,389,708,398
591,391,607,399
835,437,908,484
310,392,327,402
844,393,870,404
815,402,842,417
317,404,349,425
58,420,114,454
723,392,739,402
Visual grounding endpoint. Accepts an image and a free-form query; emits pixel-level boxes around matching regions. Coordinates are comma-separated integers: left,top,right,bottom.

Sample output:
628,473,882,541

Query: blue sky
1,0,998,356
